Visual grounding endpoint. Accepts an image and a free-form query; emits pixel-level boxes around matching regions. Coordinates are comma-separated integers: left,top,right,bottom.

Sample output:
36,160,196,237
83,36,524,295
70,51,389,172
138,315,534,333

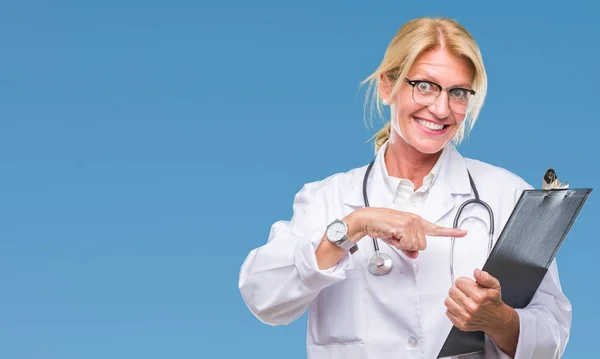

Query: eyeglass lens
412,81,471,115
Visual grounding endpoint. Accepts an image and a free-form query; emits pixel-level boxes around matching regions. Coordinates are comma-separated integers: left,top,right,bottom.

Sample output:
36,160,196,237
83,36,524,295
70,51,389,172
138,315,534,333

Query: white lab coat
238,143,571,359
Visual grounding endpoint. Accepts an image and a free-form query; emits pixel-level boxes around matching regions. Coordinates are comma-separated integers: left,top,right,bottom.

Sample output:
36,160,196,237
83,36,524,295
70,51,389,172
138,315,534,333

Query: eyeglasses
404,78,475,115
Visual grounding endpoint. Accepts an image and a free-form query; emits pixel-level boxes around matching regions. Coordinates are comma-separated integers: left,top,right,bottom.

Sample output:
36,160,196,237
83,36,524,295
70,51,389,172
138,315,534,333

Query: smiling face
388,48,475,154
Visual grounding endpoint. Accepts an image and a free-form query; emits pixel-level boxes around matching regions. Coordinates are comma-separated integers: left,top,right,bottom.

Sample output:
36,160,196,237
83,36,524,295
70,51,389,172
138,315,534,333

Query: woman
238,17,571,359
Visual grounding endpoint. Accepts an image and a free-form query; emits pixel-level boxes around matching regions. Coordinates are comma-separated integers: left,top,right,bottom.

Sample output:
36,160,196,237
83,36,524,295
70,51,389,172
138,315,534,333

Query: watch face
326,221,346,242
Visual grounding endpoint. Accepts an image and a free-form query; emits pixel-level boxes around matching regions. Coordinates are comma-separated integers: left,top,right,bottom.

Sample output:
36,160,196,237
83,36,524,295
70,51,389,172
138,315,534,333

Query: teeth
416,118,444,131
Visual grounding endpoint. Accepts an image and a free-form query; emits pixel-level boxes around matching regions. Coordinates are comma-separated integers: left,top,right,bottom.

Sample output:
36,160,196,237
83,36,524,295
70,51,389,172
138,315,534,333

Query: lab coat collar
344,140,472,224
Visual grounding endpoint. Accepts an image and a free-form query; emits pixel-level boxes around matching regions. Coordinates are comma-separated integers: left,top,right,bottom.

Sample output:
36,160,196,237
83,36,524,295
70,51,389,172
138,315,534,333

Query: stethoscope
363,159,495,285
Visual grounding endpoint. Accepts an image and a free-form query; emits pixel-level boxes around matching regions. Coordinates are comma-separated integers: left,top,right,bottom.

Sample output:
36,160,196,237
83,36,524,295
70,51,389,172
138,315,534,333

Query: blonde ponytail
373,122,391,153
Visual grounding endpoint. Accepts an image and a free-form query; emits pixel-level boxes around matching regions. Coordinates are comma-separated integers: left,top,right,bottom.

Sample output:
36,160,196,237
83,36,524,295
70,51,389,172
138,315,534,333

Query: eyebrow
411,71,472,89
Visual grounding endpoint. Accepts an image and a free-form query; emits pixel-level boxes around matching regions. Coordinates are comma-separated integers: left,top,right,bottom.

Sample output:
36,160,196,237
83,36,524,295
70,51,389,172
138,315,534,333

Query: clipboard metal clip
542,168,569,196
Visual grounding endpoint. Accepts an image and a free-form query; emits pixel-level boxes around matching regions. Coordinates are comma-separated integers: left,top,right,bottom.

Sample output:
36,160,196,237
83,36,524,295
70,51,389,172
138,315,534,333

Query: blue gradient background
0,1,598,358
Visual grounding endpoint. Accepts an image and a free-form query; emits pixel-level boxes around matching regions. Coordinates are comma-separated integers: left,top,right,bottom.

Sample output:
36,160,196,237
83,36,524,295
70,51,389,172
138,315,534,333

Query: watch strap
338,237,359,254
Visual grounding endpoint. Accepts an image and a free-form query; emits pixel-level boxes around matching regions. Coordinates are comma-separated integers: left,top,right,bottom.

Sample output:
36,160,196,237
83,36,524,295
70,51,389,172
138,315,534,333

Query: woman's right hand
343,207,467,259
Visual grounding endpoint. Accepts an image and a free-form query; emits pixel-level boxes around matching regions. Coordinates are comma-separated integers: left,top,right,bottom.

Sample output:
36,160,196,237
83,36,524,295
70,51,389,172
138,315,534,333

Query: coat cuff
294,225,351,291
491,308,535,359
486,309,536,359
511,308,536,359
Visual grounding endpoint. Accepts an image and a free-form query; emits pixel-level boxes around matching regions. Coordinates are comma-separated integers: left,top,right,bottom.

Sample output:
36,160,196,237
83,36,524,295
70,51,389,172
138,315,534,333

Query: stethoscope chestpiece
368,253,393,276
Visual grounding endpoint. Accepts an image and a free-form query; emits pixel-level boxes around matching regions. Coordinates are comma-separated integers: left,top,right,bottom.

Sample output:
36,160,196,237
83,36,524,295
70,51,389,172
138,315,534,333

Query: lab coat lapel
421,180,454,226
421,145,472,225
342,164,370,209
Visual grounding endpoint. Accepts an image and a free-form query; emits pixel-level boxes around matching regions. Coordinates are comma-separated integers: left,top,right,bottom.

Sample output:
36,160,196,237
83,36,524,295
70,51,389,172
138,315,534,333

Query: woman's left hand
444,268,512,333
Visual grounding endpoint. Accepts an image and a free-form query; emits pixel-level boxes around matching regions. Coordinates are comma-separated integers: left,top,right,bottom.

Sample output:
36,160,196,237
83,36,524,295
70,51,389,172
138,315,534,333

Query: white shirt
376,140,445,214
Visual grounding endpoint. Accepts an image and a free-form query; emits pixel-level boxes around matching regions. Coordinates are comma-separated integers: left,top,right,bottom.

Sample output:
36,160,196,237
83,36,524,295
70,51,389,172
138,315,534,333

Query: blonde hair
361,17,488,153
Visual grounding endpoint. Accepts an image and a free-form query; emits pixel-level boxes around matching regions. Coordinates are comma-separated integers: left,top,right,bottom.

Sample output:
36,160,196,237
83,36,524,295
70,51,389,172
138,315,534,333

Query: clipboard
438,187,592,358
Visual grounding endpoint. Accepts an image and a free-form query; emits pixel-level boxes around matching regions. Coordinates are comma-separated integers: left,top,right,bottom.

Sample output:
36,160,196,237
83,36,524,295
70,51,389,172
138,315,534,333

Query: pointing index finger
421,218,467,238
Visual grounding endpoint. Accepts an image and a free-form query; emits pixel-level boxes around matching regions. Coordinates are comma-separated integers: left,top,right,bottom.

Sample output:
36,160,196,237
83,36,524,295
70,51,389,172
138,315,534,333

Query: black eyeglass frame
404,78,476,97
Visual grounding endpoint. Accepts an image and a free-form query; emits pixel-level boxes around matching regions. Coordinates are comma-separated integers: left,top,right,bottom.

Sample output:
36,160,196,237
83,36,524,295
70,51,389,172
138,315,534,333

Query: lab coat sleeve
490,183,572,358
238,180,352,326
489,260,571,359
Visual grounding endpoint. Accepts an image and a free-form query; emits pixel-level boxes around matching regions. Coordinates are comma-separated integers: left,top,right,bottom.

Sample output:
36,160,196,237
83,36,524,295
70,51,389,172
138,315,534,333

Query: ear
379,73,394,104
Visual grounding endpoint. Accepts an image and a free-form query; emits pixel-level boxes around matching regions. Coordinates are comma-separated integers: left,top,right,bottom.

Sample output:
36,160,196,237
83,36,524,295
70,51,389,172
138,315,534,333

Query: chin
402,131,455,155
410,139,447,154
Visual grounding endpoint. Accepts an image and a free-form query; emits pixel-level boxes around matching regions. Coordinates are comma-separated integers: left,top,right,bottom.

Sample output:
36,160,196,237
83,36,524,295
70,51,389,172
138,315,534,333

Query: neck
384,133,443,190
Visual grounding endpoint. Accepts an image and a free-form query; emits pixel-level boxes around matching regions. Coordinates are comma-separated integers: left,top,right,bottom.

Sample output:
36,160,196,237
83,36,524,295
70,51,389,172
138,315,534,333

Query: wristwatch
325,219,359,254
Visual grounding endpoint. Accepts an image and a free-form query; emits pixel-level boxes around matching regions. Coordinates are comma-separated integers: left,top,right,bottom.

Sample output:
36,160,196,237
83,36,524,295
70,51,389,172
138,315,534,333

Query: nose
427,91,451,119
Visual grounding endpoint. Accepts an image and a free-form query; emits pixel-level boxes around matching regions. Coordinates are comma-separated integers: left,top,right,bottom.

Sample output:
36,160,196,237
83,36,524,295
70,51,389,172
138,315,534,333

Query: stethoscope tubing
362,158,495,282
